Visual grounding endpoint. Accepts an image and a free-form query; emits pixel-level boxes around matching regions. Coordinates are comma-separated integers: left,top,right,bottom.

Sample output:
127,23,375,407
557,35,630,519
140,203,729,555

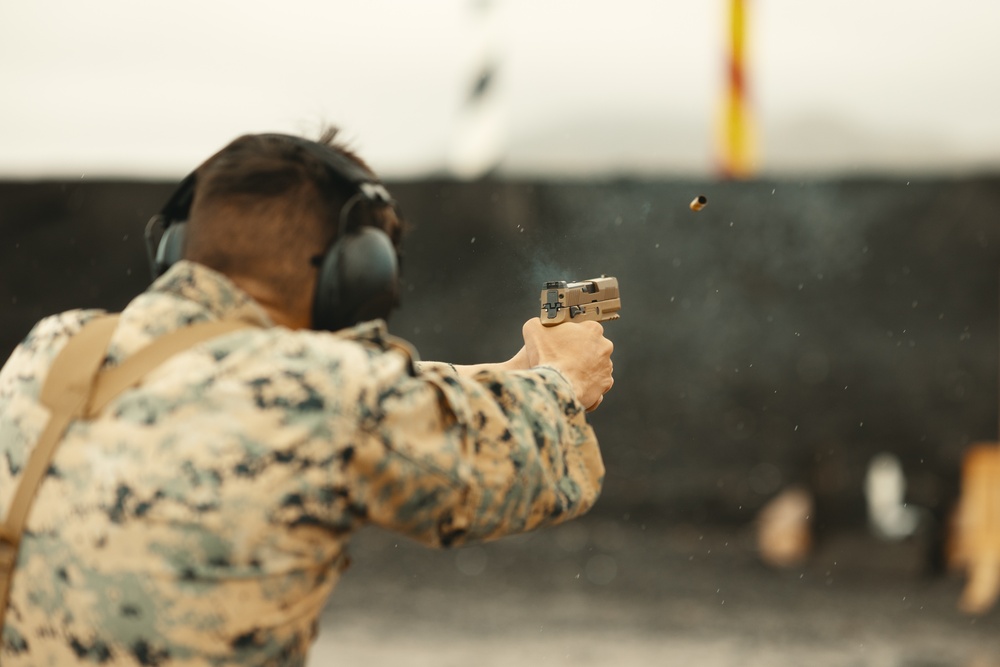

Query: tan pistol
539,276,621,326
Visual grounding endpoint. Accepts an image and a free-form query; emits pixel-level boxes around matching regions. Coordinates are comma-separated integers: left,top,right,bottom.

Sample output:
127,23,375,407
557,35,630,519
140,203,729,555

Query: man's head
179,129,404,330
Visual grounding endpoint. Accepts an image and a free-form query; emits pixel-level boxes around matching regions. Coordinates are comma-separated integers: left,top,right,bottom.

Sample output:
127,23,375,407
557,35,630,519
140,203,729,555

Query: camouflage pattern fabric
0,261,604,666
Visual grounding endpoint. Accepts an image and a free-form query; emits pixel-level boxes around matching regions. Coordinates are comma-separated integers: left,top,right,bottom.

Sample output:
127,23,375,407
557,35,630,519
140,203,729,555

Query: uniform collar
145,261,412,362
148,260,275,328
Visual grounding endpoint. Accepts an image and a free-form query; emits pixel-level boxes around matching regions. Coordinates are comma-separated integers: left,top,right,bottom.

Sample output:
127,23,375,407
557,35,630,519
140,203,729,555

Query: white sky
1,0,999,179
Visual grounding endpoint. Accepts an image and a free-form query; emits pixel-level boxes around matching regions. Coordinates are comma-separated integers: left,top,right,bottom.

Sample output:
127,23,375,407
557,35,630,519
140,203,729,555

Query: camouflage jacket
0,261,604,667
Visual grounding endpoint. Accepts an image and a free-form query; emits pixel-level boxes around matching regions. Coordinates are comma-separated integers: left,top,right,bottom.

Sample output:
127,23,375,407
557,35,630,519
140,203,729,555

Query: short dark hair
183,128,403,306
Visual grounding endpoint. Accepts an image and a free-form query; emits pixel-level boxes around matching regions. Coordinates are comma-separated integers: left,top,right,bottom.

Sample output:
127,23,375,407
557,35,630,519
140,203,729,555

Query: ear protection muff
312,224,399,332
145,171,196,279
144,134,401,332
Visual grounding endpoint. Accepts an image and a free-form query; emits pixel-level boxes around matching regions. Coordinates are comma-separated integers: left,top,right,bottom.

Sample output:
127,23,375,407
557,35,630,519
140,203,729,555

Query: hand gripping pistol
539,277,621,326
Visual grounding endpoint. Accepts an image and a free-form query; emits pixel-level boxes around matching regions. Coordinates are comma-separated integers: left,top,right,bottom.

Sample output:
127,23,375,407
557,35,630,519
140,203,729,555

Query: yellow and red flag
717,0,756,179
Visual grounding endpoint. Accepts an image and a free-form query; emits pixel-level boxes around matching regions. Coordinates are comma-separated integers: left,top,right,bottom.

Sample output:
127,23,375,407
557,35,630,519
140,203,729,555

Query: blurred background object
756,485,813,568
716,0,756,178
949,443,1000,615
864,452,921,541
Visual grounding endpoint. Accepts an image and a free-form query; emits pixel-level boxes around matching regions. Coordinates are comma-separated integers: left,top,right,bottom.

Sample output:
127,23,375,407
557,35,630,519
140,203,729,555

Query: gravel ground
310,515,1000,666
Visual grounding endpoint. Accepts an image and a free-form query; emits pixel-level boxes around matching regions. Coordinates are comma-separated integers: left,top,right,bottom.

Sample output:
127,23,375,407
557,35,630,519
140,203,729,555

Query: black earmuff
312,225,399,332
144,134,401,332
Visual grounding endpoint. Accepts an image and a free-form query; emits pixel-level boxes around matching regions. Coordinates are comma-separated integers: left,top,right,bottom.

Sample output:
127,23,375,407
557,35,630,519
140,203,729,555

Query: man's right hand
521,318,614,411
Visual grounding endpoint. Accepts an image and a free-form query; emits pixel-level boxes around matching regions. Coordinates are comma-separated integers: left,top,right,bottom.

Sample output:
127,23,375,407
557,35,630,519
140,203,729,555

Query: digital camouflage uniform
0,261,604,667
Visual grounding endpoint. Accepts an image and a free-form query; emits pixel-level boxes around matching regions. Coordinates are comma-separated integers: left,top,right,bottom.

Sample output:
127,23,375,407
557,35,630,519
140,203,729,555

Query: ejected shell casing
689,195,707,211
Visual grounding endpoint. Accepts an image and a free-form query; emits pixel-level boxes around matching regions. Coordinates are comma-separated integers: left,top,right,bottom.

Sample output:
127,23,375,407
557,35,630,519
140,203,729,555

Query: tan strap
6,315,121,542
0,315,254,630
84,319,253,417
0,313,119,626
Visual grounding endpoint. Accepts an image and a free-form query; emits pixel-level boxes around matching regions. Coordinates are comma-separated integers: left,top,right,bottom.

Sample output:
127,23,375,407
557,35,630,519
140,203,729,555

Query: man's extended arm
416,346,528,380
347,318,612,548
419,318,613,411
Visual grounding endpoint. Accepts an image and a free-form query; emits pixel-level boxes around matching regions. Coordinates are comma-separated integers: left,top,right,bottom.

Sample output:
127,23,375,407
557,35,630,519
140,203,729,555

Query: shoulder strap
2,315,120,546
0,316,255,630
0,313,120,626
84,319,252,417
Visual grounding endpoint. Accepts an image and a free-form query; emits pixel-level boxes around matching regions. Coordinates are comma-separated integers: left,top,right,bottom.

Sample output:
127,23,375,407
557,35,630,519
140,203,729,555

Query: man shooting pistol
540,276,622,326
0,131,618,665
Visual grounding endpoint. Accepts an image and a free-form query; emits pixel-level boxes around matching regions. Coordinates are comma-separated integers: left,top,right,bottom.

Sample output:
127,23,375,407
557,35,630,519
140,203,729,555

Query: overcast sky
2,0,999,179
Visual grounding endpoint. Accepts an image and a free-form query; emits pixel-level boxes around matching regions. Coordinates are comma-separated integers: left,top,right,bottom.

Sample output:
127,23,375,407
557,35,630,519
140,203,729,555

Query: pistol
539,277,621,326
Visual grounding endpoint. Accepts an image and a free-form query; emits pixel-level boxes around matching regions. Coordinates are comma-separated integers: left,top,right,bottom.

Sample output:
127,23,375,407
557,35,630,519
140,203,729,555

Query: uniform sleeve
347,355,605,548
